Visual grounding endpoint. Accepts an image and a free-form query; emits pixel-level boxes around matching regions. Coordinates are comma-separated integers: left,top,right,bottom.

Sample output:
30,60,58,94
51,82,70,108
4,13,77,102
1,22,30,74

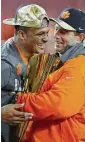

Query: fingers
13,114,33,121
13,111,33,122
4,114,32,124
13,109,33,118
13,110,25,117
11,116,31,122
9,120,28,124
24,113,33,120
13,103,25,109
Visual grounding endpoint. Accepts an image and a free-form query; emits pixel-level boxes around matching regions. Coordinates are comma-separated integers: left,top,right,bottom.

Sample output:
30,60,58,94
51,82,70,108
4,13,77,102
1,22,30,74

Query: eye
56,29,69,35
59,29,67,34
37,31,49,37
37,32,45,36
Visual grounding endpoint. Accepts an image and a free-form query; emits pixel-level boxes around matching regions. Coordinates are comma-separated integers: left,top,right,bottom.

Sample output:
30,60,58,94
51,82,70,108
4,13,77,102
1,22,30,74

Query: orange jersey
17,55,85,142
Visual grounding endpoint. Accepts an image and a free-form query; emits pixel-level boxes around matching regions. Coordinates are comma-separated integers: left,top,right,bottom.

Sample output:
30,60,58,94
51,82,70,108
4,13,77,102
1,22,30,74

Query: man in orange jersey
1,4,49,142
17,8,85,142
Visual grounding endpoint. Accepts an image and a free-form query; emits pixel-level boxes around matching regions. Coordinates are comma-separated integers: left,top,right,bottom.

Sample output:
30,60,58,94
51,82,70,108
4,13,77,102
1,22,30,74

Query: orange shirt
17,55,85,142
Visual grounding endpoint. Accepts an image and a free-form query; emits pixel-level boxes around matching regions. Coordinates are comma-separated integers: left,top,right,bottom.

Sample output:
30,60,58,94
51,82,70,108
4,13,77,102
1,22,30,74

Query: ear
79,33,85,41
18,30,26,40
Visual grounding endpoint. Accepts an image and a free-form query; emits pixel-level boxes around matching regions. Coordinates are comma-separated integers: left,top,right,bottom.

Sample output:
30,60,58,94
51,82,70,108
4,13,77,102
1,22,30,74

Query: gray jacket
1,38,27,142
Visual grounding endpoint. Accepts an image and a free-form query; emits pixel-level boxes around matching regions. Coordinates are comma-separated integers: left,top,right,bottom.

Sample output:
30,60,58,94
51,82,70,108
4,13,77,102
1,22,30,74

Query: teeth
55,41,62,44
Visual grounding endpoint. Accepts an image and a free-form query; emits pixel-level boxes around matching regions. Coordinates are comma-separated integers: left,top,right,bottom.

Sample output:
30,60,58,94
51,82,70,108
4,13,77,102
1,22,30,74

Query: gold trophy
17,53,61,141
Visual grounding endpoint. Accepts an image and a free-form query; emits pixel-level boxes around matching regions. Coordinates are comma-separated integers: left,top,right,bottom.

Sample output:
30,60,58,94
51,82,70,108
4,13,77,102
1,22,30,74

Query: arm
17,65,85,120
1,60,16,106
1,61,33,123
1,60,12,88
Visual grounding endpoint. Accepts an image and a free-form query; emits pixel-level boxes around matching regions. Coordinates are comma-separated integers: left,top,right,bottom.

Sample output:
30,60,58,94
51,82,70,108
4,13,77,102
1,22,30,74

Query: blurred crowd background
1,0,85,53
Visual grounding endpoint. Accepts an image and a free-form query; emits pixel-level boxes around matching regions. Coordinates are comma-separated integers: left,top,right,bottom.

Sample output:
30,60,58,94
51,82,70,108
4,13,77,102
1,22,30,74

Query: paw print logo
61,11,70,19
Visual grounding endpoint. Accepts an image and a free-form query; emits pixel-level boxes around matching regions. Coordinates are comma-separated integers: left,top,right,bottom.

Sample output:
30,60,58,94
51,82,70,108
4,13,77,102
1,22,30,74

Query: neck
61,42,85,63
13,37,33,60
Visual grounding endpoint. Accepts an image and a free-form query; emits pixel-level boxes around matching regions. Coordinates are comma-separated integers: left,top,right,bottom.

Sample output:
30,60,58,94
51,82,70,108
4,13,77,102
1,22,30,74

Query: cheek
62,35,73,46
32,38,38,45
35,38,40,44
28,39,36,46
67,36,76,46
61,36,68,47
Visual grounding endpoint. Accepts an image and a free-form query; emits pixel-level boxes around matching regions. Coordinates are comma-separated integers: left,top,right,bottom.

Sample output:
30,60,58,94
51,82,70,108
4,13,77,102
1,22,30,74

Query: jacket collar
60,43,85,63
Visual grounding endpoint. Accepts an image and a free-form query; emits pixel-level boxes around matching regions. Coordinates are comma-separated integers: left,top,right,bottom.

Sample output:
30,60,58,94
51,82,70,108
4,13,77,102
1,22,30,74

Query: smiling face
15,18,49,55
24,26,49,54
54,25,81,54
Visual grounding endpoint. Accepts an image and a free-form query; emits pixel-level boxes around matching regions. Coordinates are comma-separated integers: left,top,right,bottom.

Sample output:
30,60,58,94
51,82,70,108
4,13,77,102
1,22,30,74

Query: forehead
28,26,49,34
55,24,75,34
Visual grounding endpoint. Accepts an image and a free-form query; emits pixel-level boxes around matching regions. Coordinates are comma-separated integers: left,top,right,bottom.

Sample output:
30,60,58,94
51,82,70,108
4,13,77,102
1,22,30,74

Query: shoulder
64,55,85,68
1,38,22,68
1,38,13,59
63,55,85,78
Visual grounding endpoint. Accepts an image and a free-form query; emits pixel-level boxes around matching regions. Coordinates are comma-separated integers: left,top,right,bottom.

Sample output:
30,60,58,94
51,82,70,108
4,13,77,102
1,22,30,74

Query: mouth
37,44,45,49
36,44,45,53
55,41,63,47
54,41,64,51
56,41,63,44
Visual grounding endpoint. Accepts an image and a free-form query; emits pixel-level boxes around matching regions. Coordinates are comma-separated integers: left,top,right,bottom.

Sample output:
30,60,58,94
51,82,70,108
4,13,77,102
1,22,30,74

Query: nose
42,34,49,42
54,30,59,37
54,30,62,41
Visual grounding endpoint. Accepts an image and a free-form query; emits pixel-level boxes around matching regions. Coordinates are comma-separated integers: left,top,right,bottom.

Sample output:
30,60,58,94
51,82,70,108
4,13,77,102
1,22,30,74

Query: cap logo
79,27,84,30
61,11,70,19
